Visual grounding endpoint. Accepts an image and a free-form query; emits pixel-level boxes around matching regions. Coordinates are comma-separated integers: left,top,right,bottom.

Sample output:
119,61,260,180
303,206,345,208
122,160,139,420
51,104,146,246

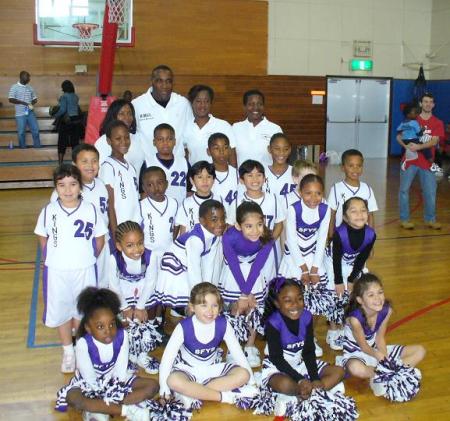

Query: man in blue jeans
8,70,41,148
397,93,443,230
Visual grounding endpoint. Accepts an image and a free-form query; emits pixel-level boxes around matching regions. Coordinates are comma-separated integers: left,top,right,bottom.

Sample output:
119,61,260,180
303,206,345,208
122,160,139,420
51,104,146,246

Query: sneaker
233,384,259,399
430,163,444,174
137,353,159,374
326,330,343,351
244,346,261,368
425,221,442,230
314,338,323,357
82,412,109,421
369,377,386,397
400,221,415,230
122,404,150,421
61,351,76,373
274,395,297,416
328,381,346,395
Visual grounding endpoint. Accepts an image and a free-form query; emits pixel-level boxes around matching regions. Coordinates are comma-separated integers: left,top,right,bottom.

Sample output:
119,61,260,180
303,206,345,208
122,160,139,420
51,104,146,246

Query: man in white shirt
8,70,41,148
132,65,193,160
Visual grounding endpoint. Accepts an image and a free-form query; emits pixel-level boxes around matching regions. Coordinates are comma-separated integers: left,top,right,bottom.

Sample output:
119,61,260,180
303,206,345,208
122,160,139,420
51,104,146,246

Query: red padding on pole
98,4,118,96
85,96,117,144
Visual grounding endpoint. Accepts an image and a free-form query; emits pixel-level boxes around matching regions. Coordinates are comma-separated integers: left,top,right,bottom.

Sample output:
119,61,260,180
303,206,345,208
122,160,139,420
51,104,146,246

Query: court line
387,297,450,333
378,232,450,241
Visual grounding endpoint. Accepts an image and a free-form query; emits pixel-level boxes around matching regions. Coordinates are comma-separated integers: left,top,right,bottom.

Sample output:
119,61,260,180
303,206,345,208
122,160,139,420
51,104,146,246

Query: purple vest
113,248,152,283
335,223,375,264
180,315,226,358
176,224,217,257
349,304,390,337
84,328,124,376
267,310,312,353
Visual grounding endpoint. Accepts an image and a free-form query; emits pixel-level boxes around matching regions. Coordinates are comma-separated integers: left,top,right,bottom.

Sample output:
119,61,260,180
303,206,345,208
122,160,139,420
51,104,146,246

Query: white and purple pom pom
224,311,250,343
145,399,193,421
235,387,276,415
285,389,358,421
371,358,421,402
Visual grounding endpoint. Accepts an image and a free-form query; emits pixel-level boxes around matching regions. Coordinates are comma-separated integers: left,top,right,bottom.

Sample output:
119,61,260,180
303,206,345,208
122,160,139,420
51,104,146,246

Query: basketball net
73,23,99,52
107,0,127,24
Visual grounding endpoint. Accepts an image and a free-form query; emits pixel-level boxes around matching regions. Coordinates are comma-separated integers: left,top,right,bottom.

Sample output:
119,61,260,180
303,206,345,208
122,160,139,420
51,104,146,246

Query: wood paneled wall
1,74,326,147
0,0,267,76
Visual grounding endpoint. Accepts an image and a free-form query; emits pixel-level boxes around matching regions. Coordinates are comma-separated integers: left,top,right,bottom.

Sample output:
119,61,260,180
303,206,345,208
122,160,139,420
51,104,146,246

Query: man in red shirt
397,93,444,230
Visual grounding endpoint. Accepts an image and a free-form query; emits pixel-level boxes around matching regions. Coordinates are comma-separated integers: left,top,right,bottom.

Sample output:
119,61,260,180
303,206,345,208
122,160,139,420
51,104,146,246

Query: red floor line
0,257,22,263
387,297,450,333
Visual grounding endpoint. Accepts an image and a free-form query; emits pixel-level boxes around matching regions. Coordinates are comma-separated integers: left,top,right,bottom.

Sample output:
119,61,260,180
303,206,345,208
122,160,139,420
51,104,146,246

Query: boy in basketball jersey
208,133,238,224
145,123,188,206
327,149,378,239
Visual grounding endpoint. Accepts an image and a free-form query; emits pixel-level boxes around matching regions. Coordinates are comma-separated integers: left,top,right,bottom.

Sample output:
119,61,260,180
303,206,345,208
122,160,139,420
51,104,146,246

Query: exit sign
350,59,373,71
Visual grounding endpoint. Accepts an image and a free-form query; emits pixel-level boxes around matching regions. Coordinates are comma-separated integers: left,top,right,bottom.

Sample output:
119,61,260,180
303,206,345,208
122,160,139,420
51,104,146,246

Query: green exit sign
350,59,373,71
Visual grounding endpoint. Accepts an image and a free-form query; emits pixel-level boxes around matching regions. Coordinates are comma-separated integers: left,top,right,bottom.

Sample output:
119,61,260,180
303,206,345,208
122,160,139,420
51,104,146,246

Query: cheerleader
339,274,425,399
326,196,376,350
55,287,158,421
159,282,256,409
219,202,276,367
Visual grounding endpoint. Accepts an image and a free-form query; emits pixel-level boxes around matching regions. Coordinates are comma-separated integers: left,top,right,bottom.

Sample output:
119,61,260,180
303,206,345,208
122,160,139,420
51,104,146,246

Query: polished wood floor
1,158,449,421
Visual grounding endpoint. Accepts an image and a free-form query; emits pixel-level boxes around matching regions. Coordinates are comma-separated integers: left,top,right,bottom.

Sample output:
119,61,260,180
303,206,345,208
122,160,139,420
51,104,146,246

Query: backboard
33,0,134,47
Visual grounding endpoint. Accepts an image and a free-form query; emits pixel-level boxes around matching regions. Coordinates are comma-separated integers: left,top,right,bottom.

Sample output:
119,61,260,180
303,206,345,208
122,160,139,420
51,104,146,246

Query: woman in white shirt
183,84,237,166
232,89,282,168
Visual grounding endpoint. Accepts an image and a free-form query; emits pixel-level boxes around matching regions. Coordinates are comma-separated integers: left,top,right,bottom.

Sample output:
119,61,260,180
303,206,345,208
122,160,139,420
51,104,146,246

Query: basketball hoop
107,0,127,24
72,23,99,52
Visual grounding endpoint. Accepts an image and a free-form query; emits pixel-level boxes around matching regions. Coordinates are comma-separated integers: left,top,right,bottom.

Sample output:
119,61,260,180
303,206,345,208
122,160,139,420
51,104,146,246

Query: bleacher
0,106,71,189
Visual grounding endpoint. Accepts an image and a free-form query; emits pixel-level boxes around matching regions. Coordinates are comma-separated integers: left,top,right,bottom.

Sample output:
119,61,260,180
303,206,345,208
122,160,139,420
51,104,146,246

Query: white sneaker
314,338,323,357
122,404,150,421
326,330,343,351
234,384,259,399
244,346,261,368
175,393,196,409
137,353,159,374
369,377,386,397
328,381,345,395
82,412,109,421
430,163,444,174
274,395,297,416
61,351,76,373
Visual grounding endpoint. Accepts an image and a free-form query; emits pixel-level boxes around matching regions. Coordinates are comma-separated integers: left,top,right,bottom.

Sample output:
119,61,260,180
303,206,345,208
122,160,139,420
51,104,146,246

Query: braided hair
115,220,143,244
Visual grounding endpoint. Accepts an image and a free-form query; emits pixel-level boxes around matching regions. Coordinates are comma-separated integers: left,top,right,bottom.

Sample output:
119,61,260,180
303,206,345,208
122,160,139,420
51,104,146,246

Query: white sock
63,344,74,355
220,391,236,404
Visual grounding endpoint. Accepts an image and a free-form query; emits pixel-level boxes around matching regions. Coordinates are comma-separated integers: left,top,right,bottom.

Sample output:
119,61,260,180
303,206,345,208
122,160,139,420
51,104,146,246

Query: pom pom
285,389,358,421
224,311,249,343
127,319,162,362
371,358,421,402
304,284,336,318
235,387,276,415
326,291,350,325
145,399,194,421
246,306,265,336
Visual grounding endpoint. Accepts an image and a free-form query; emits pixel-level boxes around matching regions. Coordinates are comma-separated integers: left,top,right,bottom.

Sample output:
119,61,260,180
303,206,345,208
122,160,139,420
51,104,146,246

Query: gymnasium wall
430,0,450,79
0,0,267,76
268,0,436,79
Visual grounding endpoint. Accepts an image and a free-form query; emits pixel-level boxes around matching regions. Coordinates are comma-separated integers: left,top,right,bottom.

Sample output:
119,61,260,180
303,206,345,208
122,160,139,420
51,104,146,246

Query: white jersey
50,178,109,227
145,154,188,205
176,193,223,231
182,115,236,165
34,199,108,270
327,181,378,227
237,192,285,231
232,117,282,167
140,195,178,256
283,189,301,210
94,132,145,175
264,165,296,198
212,166,238,224
99,157,141,225
132,89,193,159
